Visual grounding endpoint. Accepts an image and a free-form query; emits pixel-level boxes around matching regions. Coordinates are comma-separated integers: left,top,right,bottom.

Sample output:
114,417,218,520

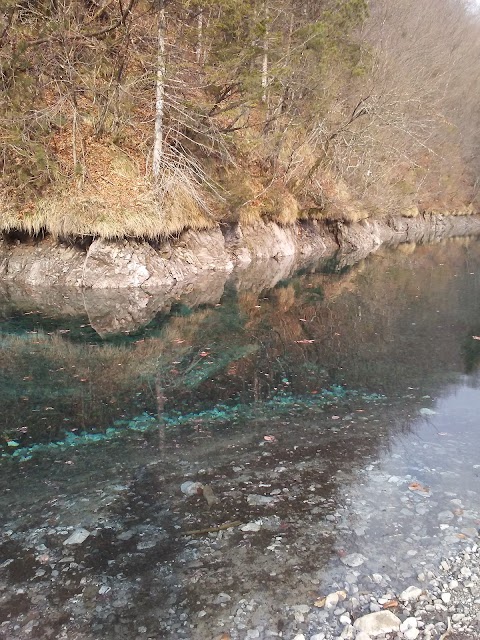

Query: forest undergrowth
1,0,480,239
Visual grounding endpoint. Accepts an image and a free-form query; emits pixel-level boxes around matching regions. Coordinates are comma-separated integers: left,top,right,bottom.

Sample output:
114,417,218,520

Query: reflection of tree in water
2,239,480,451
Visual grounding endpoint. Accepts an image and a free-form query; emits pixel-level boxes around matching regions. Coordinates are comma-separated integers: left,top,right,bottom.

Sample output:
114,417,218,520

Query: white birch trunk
196,10,203,64
261,2,269,103
153,1,166,179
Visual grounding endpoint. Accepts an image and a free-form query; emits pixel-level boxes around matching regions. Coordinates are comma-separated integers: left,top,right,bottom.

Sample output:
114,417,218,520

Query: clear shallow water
0,238,479,639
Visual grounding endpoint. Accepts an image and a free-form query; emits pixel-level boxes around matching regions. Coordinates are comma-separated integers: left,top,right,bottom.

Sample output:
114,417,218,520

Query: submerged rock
340,553,366,567
246,494,275,506
63,528,91,545
353,610,401,636
181,481,203,496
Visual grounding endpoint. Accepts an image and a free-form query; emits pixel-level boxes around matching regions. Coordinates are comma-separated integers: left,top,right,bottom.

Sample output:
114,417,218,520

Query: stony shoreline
285,541,480,640
2,213,480,290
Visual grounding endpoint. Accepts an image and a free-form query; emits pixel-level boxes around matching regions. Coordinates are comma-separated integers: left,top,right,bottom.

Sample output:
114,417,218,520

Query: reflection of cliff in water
2,237,480,449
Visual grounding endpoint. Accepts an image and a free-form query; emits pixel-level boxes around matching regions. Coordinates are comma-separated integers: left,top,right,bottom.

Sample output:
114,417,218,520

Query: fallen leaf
408,481,430,495
314,597,326,608
264,435,277,443
382,599,399,609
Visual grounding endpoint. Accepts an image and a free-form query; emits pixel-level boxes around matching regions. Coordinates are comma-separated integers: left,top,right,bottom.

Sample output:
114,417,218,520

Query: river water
0,238,479,639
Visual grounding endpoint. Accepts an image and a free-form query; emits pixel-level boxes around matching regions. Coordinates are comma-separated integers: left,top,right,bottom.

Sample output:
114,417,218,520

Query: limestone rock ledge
1,214,480,289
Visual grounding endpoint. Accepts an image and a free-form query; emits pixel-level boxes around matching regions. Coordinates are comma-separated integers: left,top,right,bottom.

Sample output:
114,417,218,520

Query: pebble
324,593,339,608
180,481,203,496
400,617,418,632
400,586,422,602
451,613,465,622
63,528,90,546
246,494,275,506
340,553,366,568
353,610,401,636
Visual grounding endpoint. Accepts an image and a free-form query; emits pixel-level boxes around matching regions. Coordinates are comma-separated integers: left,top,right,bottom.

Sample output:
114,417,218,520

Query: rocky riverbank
2,213,480,290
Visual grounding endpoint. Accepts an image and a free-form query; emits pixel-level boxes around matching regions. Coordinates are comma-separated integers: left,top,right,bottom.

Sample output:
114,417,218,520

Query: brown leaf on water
408,481,430,495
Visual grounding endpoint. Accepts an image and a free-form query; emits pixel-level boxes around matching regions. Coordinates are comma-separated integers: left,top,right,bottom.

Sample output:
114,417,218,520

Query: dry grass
0,143,216,240
1,124,477,241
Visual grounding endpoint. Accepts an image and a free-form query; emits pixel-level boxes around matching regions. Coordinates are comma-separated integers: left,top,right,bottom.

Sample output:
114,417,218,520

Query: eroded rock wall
2,214,480,290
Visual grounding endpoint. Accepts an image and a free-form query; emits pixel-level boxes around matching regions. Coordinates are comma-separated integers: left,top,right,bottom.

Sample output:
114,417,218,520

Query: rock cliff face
1,214,480,290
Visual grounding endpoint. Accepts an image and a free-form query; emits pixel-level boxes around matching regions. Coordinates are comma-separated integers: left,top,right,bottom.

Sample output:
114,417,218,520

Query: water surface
0,238,479,639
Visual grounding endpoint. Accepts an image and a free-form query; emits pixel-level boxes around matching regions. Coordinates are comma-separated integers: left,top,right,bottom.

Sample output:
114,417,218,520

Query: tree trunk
261,2,269,103
196,9,203,64
153,0,166,179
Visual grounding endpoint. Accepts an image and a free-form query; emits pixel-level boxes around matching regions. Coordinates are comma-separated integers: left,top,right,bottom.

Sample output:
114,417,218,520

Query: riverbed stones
352,610,401,636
